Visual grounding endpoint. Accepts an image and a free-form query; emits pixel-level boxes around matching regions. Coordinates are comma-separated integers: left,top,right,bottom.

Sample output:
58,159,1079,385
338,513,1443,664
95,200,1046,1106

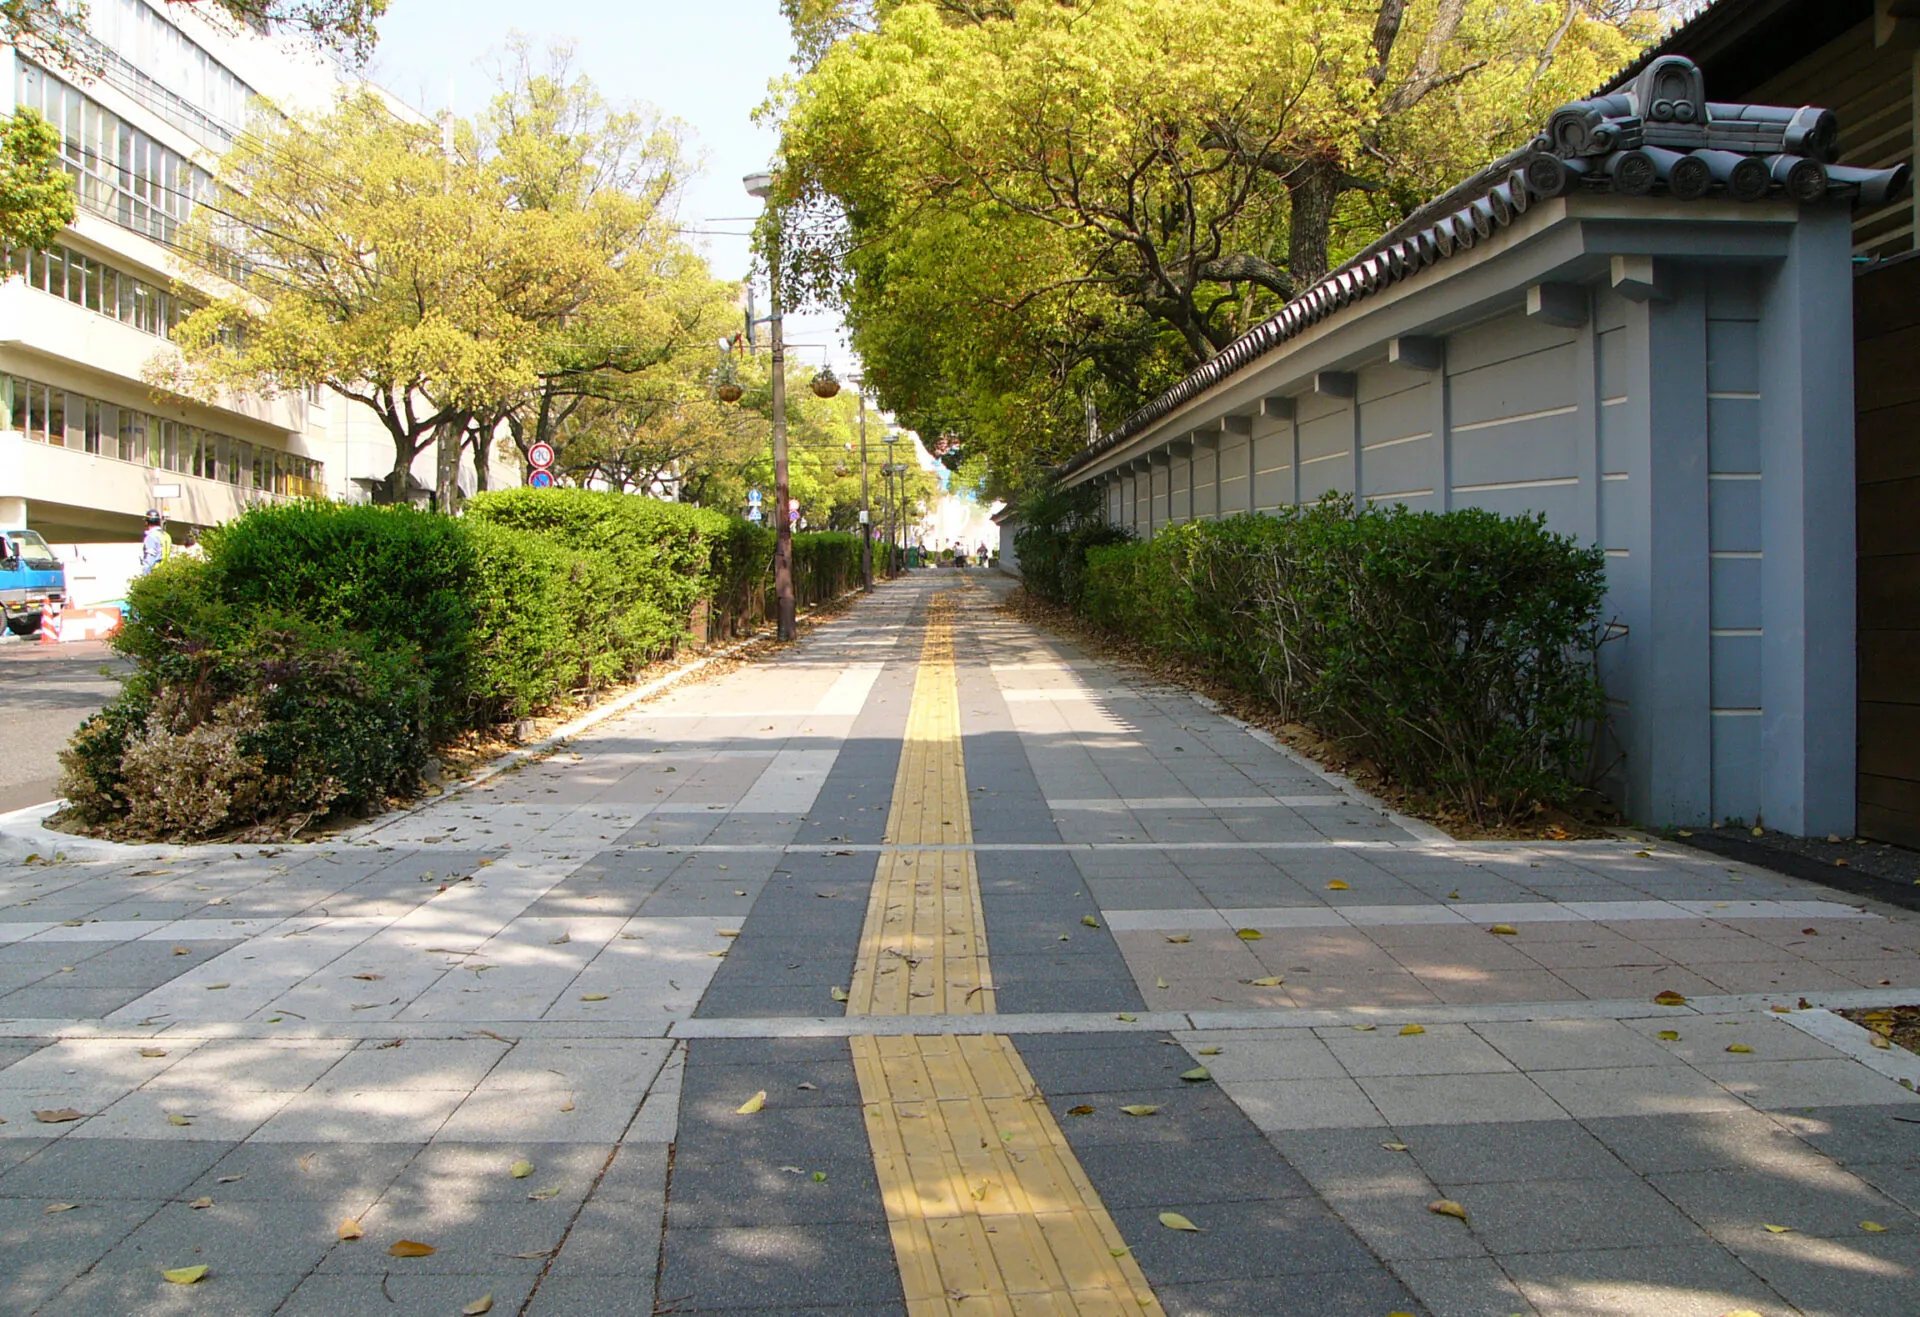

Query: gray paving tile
0,1196,161,1310
280,1272,539,1316
0,1136,234,1200
1501,1243,1790,1317
185,1141,422,1202
1073,1134,1312,1208
658,1224,902,1309
668,1148,881,1228
595,1141,670,1203
1153,1270,1424,1317
1436,1174,1709,1255
546,1194,666,1273
1390,1256,1539,1317
1398,1119,1636,1185
49,1267,309,1316
1583,1111,1838,1175
1650,1165,1915,1241
1110,1198,1382,1282
99,1197,342,1275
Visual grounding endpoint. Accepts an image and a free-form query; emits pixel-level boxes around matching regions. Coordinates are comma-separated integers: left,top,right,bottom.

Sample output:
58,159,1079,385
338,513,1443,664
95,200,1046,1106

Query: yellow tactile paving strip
848,589,1167,1316
849,591,994,1015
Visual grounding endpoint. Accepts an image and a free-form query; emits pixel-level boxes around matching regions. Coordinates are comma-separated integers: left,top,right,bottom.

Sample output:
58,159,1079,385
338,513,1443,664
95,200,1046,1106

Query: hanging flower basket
810,366,841,399
716,382,744,403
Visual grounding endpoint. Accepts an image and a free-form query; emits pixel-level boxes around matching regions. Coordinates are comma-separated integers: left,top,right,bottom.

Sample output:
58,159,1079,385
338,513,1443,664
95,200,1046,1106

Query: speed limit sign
528,442,556,470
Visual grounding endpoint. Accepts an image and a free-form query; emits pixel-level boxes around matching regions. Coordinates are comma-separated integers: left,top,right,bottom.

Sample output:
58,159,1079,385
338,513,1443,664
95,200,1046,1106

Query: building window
0,373,320,496
6,239,188,341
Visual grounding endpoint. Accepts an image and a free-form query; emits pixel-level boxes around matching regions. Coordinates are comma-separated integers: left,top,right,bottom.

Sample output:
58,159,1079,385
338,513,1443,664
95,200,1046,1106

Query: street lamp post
882,434,900,578
857,388,873,591
744,170,795,642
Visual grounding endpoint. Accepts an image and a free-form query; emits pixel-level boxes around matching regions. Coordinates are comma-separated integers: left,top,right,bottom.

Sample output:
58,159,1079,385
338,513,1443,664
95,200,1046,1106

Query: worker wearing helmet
138,510,172,575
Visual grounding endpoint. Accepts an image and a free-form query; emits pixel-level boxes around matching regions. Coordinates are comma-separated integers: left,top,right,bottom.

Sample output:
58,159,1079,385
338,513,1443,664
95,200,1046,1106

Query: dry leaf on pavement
1249,976,1283,987
1235,928,1263,940
463,1295,494,1316
1326,880,1349,891
1427,1199,1469,1222
736,1091,768,1115
1158,1212,1201,1232
1653,990,1688,1006
1119,1105,1161,1117
138,1048,167,1058
388,1239,437,1257
510,1161,534,1179
43,1203,77,1214
33,1109,84,1124
1488,924,1518,936
338,1218,364,1241
1164,934,1191,944
1179,1066,1211,1082
1726,1044,1753,1054
1400,1024,1425,1036
162,1265,210,1285
579,993,609,1002
188,1197,213,1209
1761,1224,1793,1234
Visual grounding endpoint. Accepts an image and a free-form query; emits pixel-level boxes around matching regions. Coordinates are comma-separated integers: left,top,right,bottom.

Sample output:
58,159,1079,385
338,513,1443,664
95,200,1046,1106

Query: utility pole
857,392,873,590
745,172,795,641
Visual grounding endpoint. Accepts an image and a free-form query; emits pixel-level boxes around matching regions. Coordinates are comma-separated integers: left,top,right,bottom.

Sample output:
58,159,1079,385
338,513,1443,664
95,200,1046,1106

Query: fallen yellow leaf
463,1296,494,1316
1180,1066,1211,1082
527,1187,560,1201
736,1091,768,1115
1081,915,1100,928
162,1265,209,1285
1382,1143,1409,1152
1488,924,1518,936
1196,1046,1221,1056
1351,1024,1377,1032
1117,1013,1138,1022
32,1109,84,1124
1067,1104,1095,1116
1869,1034,1892,1050
1653,990,1689,1006
579,993,609,1002
1761,1223,1793,1234
1164,934,1191,944
717,929,741,938
1249,976,1284,987
1657,1031,1681,1041
1156,977,1169,990
188,1197,213,1210
1726,1044,1753,1054
1326,880,1350,891
388,1239,437,1257
1400,1024,1425,1036
1119,1104,1161,1117
510,1160,534,1179
558,1099,575,1113
138,1048,167,1058
830,986,849,1002
1427,1199,1469,1222
166,1113,192,1127
1159,1211,1201,1232
43,1203,77,1214
338,1218,364,1241
1861,1221,1888,1232
1235,928,1263,940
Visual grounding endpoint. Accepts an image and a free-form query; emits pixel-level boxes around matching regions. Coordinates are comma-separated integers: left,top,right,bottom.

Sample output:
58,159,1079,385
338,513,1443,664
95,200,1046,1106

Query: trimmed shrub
1010,483,1132,606
792,532,862,605
1072,497,1608,823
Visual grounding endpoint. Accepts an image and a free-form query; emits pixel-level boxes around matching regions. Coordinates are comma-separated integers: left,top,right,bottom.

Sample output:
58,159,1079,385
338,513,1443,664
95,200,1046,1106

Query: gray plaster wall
1076,203,1858,835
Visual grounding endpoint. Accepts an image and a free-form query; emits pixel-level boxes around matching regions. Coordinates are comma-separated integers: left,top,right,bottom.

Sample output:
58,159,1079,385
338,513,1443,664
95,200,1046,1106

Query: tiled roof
1060,55,1910,479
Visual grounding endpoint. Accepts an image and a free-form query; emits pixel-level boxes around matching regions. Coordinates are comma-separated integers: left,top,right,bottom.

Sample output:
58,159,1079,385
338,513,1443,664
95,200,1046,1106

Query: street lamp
882,433,900,578
742,169,795,642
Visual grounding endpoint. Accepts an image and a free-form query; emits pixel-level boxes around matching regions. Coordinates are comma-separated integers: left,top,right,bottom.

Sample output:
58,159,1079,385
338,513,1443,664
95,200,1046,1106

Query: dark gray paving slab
1501,1243,1788,1317
1154,1270,1425,1317
98,1196,343,1275
1432,1174,1710,1255
185,1140,422,1203
0,1136,235,1200
659,1223,901,1310
50,1266,310,1315
524,1273,660,1316
280,1272,539,1316
0,1196,161,1312
1401,1119,1638,1185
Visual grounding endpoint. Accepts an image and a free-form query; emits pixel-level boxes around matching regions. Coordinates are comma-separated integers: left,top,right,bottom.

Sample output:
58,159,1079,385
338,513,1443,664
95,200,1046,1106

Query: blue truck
0,530,65,636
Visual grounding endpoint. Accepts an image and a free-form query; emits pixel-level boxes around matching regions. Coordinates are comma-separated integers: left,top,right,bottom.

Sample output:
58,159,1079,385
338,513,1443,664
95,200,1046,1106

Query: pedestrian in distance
137,510,171,576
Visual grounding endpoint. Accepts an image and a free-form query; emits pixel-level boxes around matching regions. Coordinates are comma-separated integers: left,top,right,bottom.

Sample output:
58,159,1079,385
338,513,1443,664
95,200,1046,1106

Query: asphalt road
0,637,128,812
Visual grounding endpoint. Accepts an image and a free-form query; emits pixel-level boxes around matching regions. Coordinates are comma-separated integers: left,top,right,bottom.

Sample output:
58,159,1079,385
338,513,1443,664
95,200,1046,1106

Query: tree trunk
1286,160,1342,289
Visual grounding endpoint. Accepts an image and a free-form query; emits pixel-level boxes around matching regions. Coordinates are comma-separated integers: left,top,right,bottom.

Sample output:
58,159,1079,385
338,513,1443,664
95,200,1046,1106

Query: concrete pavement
0,641,127,814
1,573,1917,1315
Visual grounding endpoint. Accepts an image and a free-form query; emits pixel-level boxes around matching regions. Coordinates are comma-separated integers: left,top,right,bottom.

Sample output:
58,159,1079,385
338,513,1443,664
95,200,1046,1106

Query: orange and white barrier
39,603,123,643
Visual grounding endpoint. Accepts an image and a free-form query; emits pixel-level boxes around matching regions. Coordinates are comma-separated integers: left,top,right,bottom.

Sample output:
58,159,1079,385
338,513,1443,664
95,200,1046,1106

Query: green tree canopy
774,0,1671,491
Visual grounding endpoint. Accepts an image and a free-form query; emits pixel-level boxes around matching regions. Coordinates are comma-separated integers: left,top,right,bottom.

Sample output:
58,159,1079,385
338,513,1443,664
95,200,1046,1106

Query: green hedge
1073,498,1607,824
1010,483,1132,606
61,491,861,840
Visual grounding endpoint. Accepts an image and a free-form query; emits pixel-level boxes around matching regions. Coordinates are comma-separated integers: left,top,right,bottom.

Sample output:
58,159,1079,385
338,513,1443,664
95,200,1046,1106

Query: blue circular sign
529,470,555,488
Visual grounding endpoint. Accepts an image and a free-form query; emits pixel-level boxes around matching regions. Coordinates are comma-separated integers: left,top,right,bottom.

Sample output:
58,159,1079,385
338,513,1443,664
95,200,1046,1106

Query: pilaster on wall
1622,269,1714,827
1759,205,1859,836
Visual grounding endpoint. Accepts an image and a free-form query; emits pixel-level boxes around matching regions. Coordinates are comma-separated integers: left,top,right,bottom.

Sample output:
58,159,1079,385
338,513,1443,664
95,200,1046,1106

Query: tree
0,108,74,251
476,41,743,488
163,90,605,503
776,0,1672,488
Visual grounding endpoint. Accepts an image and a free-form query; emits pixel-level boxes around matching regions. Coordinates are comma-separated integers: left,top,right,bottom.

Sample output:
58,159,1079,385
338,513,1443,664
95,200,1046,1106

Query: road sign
528,442,555,470
747,488,762,505
529,469,555,489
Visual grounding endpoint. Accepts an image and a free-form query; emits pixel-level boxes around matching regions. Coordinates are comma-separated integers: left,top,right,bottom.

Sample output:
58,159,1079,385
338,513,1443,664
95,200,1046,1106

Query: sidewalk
1,572,1915,1316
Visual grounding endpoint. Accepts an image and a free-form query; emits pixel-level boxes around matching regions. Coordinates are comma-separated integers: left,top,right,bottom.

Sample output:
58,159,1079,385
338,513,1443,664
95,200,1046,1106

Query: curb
0,585,873,862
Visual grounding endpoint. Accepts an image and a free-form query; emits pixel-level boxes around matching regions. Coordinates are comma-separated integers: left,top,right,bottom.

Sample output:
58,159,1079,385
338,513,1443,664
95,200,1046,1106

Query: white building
0,1,511,602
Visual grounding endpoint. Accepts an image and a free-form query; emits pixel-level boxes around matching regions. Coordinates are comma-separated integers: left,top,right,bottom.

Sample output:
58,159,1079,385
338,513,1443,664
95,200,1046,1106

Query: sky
362,0,856,378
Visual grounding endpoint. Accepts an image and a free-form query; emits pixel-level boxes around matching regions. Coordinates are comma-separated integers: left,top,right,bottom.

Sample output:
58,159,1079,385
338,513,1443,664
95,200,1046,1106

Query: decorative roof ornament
1062,56,1911,476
